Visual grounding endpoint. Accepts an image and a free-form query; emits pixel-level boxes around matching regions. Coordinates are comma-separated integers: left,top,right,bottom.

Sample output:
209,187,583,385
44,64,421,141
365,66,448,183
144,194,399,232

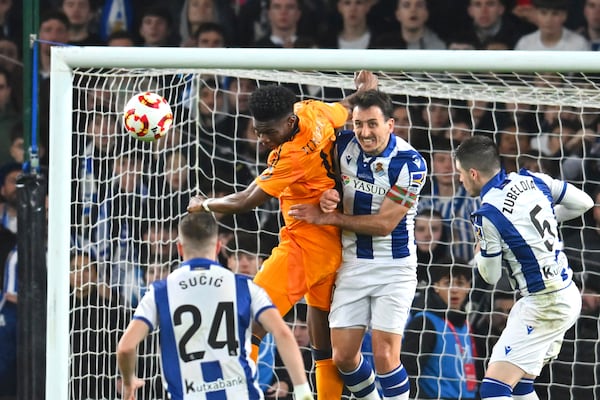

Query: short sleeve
133,284,158,331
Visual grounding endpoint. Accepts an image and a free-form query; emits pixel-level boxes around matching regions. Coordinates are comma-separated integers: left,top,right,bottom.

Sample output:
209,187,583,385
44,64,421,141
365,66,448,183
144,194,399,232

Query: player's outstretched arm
258,308,314,400
117,320,148,400
188,181,272,214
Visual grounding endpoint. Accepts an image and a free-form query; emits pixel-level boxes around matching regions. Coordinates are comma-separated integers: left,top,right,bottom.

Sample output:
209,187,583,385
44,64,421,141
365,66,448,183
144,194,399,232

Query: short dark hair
179,212,218,244
226,232,260,257
40,10,70,30
249,85,297,122
350,90,393,120
429,263,473,284
140,5,173,28
106,30,135,44
532,0,568,10
195,22,226,41
0,162,21,186
454,135,501,175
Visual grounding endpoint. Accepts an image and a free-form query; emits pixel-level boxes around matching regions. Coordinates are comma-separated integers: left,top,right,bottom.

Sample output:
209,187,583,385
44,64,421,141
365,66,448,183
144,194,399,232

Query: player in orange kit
188,71,378,399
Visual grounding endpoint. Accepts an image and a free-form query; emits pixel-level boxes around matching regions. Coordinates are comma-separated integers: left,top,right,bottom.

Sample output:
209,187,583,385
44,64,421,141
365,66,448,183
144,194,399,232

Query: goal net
48,48,600,400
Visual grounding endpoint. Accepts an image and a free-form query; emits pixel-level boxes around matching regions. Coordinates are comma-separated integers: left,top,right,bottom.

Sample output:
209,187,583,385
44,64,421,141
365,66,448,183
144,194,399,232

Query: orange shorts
253,224,341,316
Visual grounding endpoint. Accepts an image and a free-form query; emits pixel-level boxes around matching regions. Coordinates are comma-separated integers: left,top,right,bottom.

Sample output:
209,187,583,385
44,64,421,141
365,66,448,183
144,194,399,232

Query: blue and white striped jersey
133,258,275,400
472,169,572,296
336,131,427,261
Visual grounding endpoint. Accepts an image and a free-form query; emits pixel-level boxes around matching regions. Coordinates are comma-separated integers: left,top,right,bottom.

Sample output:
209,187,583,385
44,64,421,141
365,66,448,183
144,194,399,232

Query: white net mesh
66,66,599,399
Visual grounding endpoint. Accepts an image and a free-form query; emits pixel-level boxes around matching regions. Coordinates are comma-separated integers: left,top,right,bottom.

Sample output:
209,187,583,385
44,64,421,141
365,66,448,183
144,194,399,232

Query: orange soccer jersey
253,100,348,313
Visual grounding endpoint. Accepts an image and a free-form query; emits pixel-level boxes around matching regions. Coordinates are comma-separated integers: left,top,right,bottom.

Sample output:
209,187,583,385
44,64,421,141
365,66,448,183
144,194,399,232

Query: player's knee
331,348,360,372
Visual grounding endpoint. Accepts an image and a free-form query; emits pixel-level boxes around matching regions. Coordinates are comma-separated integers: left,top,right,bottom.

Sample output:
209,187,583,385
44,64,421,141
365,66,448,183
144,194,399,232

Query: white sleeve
248,280,276,321
133,285,158,331
531,172,594,222
473,215,503,285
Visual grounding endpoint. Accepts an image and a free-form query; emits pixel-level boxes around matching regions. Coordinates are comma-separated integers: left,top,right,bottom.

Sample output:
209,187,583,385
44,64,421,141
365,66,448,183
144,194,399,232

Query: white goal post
48,47,600,400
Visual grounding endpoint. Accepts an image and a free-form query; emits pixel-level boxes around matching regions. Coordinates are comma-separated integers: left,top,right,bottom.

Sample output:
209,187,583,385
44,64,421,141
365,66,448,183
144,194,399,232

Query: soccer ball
123,92,173,142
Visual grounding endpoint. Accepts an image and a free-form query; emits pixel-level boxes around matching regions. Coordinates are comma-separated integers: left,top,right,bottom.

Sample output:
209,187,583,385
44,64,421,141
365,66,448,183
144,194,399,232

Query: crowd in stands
0,0,599,399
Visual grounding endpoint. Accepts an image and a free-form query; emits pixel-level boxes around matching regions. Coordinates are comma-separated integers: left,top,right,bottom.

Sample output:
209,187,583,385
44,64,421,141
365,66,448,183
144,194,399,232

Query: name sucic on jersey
502,178,536,214
179,275,223,289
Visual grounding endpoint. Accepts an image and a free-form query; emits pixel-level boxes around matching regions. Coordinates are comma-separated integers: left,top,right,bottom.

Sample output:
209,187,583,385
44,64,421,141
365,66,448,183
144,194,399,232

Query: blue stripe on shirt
478,204,545,293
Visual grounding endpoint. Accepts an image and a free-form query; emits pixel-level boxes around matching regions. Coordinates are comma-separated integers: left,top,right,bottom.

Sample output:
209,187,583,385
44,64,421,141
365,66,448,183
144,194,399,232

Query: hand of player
288,203,324,224
293,382,314,400
187,195,208,213
320,189,340,213
121,377,145,400
354,70,378,92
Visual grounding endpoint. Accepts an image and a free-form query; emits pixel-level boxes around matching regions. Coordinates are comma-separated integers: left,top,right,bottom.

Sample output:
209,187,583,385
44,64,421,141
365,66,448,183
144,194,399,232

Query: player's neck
340,23,368,40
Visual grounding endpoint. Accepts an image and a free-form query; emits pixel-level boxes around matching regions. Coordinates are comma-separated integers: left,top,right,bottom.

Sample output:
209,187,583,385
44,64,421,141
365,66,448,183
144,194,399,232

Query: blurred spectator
0,0,22,46
106,29,135,46
238,0,328,47
0,161,20,234
451,0,533,49
0,66,19,166
178,0,237,47
0,38,22,112
418,138,480,261
225,232,264,277
38,10,70,161
69,250,126,399
403,263,479,399
61,0,103,45
320,0,376,49
148,148,194,222
215,77,257,152
578,0,600,50
374,0,446,49
544,119,586,180
194,21,226,47
515,0,590,50
254,0,316,48
137,5,178,47
495,122,533,173
414,208,452,284
392,101,413,142
140,221,178,265
411,98,452,153
95,154,148,307
38,10,70,77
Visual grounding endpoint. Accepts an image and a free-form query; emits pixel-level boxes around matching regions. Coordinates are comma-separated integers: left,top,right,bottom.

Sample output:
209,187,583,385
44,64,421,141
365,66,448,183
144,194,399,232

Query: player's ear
288,114,297,126
176,241,184,259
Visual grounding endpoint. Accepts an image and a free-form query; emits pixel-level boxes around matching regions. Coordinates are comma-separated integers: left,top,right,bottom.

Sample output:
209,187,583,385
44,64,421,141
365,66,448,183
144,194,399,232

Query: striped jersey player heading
336,131,427,260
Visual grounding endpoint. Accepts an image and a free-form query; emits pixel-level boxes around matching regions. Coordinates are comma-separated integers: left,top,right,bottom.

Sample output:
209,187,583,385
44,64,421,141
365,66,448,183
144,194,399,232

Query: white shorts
329,259,417,335
489,282,581,376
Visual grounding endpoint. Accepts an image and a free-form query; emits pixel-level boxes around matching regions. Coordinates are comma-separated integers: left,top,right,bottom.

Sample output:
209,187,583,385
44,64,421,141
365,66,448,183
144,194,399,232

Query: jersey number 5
529,204,557,251
173,302,239,362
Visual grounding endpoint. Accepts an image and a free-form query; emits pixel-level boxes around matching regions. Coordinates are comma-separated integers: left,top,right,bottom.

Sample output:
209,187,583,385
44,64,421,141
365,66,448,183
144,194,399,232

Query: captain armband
386,185,418,208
